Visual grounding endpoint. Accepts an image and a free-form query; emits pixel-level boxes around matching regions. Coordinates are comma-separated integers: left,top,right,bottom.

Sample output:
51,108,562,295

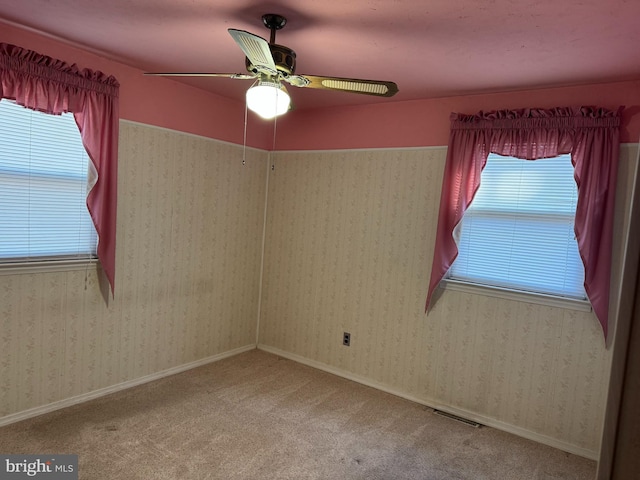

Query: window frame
442,278,592,311
0,100,98,275
443,153,592,312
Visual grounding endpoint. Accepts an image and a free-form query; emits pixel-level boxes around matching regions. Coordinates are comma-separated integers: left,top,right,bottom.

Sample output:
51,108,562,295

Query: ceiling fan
145,14,399,119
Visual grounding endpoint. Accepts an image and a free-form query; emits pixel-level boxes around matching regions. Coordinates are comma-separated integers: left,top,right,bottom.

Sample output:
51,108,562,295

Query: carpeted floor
0,349,596,479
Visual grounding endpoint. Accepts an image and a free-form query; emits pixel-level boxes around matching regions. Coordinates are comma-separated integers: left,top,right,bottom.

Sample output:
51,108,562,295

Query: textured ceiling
1,0,640,111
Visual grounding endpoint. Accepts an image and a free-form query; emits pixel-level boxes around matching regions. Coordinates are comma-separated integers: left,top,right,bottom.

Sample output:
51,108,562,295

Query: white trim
272,143,638,155
119,122,640,156
255,153,271,344
0,258,99,276
442,279,593,312
272,142,638,155
272,145,447,154
120,119,267,152
0,344,255,428
257,344,598,460
607,142,640,346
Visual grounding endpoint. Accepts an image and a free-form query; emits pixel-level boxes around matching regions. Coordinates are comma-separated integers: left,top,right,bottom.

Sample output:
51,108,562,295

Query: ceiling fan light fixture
145,15,399,116
246,80,290,119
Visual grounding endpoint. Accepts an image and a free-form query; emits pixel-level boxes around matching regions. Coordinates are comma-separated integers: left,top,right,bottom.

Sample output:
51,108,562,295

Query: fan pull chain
271,91,278,170
272,112,278,151
242,97,249,166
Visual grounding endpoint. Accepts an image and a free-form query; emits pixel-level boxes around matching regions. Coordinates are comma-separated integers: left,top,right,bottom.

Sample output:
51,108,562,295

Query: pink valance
426,106,622,339
0,43,119,295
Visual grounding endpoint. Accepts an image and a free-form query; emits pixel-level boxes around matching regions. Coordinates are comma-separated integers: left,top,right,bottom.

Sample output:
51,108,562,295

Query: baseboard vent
433,409,481,428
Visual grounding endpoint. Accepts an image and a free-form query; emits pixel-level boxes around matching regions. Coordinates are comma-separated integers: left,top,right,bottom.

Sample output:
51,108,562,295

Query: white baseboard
0,344,256,428
257,344,598,461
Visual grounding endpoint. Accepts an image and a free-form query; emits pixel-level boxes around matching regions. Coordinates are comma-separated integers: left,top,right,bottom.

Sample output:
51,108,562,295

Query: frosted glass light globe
246,83,291,119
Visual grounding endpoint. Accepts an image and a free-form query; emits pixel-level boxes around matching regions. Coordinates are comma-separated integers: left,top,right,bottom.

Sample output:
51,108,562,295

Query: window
447,153,586,301
0,99,97,268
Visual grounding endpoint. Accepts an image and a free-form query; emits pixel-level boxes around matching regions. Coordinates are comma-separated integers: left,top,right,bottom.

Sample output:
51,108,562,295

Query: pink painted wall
3,21,639,151
276,82,640,150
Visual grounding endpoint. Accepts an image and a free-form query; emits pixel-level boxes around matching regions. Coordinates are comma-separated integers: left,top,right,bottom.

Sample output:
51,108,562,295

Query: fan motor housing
245,44,297,77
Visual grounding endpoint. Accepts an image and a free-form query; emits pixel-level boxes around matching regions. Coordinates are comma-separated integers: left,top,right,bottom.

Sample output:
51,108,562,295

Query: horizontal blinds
449,153,586,299
0,99,97,262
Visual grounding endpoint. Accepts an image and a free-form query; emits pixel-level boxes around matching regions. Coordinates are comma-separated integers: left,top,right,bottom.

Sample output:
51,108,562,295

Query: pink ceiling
1,0,640,111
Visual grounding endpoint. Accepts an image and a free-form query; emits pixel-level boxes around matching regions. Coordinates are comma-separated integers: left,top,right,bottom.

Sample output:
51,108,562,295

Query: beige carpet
0,349,596,479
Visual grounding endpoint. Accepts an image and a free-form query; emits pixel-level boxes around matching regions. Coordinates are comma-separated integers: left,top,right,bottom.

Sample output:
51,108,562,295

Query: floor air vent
433,409,481,428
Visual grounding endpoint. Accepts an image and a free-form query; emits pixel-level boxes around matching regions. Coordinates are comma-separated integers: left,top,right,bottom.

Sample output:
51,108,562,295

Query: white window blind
448,153,586,299
0,99,97,263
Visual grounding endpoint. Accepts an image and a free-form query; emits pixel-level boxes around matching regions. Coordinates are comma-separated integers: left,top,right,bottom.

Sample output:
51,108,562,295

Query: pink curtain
426,107,622,339
0,43,119,295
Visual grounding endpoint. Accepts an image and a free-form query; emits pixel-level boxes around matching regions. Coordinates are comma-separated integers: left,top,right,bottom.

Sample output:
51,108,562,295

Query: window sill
0,258,99,276
442,279,593,312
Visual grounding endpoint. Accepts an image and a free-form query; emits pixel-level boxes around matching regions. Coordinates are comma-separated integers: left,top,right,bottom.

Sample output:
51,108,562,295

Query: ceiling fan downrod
262,14,287,44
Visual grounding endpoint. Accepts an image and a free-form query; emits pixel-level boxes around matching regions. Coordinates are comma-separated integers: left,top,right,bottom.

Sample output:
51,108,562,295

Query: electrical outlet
343,332,351,346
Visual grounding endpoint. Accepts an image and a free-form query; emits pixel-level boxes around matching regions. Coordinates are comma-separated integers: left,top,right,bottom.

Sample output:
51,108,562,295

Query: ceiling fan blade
287,74,398,97
144,72,256,79
228,29,277,75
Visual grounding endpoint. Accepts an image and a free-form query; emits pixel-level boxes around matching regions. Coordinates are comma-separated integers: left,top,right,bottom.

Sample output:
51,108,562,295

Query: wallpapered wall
258,145,638,457
0,121,267,419
1,118,636,459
